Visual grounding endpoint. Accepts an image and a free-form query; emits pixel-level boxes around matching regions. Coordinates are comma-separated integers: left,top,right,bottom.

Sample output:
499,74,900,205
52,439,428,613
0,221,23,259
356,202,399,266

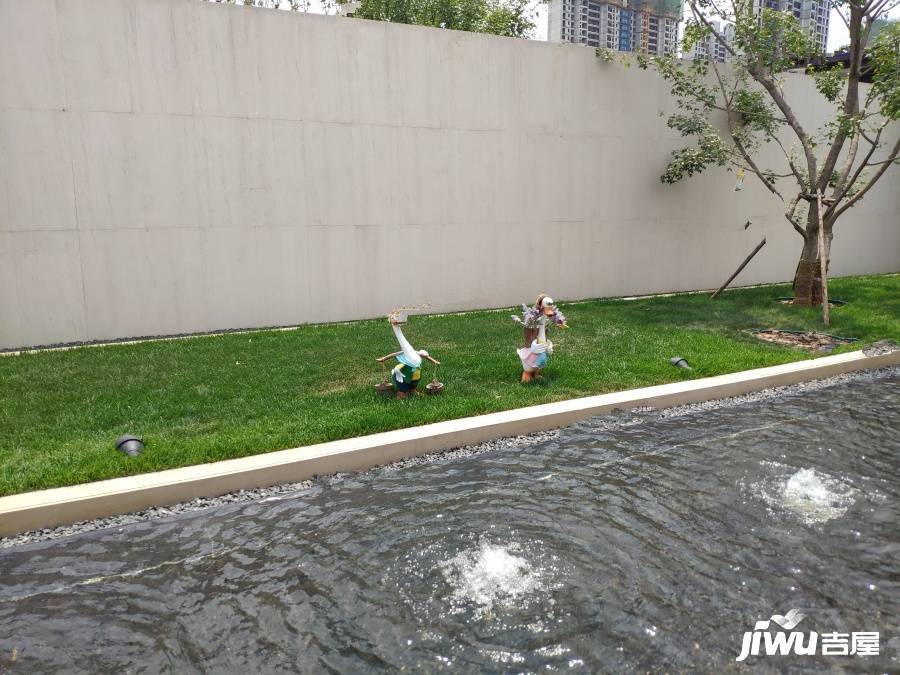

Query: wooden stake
711,237,767,299
816,189,830,326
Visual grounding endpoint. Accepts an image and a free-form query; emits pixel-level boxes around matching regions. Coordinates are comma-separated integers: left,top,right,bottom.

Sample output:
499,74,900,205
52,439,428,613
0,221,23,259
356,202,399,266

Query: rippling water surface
1,375,898,673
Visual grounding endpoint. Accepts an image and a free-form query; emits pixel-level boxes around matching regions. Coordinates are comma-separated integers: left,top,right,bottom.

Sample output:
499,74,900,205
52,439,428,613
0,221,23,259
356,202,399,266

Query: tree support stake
816,189,830,326
711,237,767,299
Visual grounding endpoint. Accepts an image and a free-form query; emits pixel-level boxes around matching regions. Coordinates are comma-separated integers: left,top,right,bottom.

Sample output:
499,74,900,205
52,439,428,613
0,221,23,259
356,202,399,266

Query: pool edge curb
2,350,898,537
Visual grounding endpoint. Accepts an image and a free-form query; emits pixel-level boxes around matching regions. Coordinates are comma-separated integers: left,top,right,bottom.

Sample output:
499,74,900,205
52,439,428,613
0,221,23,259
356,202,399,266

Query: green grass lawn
1,274,898,497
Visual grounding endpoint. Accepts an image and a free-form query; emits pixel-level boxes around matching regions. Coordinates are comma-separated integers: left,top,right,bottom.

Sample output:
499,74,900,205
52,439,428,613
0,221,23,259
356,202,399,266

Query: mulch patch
776,297,847,307
753,329,857,351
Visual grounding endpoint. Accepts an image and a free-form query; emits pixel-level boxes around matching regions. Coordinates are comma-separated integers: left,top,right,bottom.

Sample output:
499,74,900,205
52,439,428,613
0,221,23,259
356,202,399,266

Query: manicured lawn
1,274,898,497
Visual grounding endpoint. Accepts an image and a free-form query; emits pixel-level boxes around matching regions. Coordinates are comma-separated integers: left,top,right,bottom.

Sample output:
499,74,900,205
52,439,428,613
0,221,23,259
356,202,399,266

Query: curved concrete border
1,350,898,537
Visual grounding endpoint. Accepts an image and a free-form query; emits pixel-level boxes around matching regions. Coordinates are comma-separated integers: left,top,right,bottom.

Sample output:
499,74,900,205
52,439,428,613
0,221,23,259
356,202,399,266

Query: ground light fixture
670,356,693,370
115,434,144,457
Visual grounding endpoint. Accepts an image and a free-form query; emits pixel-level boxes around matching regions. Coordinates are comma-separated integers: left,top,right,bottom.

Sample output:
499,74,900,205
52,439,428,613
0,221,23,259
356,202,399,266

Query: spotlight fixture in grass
115,434,144,457
670,357,693,370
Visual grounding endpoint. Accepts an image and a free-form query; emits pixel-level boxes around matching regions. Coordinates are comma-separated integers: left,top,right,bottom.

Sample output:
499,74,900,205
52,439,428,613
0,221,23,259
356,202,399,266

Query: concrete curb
2,350,898,537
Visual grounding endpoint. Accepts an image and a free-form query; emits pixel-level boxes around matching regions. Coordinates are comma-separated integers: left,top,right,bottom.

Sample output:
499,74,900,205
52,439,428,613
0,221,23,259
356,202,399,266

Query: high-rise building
686,0,830,62
547,0,681,56
686,19,735,62
754,0,830,54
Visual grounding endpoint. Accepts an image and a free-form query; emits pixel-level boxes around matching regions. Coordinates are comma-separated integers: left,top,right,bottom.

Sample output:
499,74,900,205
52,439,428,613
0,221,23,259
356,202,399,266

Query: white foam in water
440,542,544,614
748,463,858,525
781,468,857,524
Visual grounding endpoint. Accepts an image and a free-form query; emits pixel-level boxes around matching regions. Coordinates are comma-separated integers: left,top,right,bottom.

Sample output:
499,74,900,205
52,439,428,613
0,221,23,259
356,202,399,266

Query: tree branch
865,0,899,17
816,4,869,192
830,1,850,30
708,55,789,202
832,136,900,220
687,1,738,57
865,157,900,166
748,69,818,185
832,124,861,199
772,135,806,185
784,193,808,239
829,125,884,209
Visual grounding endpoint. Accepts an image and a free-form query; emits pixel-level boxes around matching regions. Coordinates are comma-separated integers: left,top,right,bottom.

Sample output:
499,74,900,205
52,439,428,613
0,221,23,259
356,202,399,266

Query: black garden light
115,434,144,457
670,356,693,370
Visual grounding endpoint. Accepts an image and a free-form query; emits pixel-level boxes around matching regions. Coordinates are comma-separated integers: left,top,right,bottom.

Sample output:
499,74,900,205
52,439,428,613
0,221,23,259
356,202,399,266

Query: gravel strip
654,363,899,420
2,364,897,550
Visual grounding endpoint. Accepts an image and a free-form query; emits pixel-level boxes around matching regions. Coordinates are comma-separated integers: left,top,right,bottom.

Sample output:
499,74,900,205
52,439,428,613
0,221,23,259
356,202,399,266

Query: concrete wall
1,0,898,350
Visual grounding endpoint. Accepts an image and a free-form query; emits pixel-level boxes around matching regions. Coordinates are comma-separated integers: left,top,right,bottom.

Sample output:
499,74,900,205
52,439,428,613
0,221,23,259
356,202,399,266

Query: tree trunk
792,207,833,305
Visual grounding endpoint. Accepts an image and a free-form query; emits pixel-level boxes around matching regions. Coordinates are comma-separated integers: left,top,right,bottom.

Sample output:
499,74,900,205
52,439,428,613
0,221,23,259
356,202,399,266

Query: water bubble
746,464,858,525
440,542,545,615
781,468,857,524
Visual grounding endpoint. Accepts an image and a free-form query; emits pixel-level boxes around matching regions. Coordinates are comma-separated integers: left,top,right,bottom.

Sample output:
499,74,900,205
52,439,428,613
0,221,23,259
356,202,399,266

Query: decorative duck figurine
377,311,440,399
512,294,567,383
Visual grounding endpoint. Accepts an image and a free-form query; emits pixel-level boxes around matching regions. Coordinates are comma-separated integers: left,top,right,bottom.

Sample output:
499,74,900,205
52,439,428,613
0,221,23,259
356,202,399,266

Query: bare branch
705,0,738,23
784,193,808,239
830,125,884,208
817,4,869,192
859,123,886,146
864,157,900,167
731,126,786,202
748,69,818,181
865,0,899,17
829,0,850,29
832,136,900,220
772,135,806,185
705,55,790,202
832,124,861,198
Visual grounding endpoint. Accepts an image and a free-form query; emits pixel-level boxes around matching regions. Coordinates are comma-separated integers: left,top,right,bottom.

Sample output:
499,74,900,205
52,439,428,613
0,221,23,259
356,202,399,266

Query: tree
204,1,331,13
599,0,900,308
204,0,536,39
351,0,537,37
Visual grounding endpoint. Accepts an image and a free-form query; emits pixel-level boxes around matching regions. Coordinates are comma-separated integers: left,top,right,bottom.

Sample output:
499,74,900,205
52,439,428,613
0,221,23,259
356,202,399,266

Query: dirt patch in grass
753,329,857,351
777,298,847,307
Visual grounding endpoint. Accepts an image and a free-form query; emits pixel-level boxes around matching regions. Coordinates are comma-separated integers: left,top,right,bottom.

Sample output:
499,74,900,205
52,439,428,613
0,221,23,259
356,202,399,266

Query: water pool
1,373,898,673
